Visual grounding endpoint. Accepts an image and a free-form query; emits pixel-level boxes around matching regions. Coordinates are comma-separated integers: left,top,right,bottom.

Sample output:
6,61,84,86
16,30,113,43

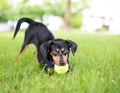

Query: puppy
13,17,77,74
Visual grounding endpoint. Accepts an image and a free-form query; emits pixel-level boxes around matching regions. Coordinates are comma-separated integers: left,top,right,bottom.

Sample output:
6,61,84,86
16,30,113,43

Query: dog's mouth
56,62,68,66
51,60,68,66
49,60,68,66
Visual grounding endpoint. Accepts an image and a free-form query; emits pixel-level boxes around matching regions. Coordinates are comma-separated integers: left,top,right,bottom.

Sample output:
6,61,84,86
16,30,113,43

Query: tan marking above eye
56,48,59,52
62,48,64,52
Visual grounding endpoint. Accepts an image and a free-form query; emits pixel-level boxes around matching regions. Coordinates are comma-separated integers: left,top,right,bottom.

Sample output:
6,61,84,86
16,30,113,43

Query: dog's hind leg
14,43,32,65
15,39,37,64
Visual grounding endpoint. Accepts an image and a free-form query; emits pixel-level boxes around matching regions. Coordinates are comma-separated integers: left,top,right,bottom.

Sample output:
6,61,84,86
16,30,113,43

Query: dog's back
13,17,54,41
13,17,54,52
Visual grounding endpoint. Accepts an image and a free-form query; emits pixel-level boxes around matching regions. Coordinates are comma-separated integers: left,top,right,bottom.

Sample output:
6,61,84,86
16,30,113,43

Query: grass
0,30,120,93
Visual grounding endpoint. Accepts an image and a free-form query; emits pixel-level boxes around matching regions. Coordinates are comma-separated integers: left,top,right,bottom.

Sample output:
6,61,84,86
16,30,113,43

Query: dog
13,17,77,74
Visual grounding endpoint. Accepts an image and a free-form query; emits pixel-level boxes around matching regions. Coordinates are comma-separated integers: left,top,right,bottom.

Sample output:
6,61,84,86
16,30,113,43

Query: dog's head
39,39,77,66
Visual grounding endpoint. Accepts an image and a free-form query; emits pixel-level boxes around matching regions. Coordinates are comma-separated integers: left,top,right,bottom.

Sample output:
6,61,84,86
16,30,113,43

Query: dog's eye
52,52,57,56
63,53,67,56
53,53,57,56
63,52,68,56
63,50,69,56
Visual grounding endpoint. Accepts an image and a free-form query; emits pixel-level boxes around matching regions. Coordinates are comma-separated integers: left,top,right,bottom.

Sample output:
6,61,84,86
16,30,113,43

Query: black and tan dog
13,17,77,74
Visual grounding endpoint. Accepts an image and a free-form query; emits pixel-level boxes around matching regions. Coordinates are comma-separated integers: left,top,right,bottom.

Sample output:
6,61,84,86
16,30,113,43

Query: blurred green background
1,0,120,33
0,0,91,30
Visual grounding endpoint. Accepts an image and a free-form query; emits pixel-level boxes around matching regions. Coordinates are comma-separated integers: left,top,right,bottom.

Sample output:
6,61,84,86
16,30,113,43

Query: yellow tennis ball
54,64,69,74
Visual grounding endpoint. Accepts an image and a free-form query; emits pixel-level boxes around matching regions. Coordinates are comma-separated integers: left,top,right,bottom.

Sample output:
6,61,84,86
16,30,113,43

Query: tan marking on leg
14,44,33,65
33,50,38,62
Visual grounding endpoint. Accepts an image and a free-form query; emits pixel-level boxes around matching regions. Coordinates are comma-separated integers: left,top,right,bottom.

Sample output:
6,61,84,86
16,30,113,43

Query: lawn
0,30,120,93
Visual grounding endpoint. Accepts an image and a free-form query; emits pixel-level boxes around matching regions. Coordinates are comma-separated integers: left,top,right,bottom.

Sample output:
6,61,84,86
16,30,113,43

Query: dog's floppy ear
66,40,77,55
39,41,52,59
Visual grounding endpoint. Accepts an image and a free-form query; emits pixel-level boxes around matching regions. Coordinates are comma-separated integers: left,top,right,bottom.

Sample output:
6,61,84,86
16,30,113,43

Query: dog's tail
13,17,35,39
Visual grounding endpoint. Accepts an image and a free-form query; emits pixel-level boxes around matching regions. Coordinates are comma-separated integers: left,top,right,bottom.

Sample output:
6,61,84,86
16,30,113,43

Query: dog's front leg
43,59,54,74
37,55,54,74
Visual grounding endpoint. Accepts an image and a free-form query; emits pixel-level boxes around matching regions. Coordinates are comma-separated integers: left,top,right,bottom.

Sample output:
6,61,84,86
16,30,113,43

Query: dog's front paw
46,67,54,74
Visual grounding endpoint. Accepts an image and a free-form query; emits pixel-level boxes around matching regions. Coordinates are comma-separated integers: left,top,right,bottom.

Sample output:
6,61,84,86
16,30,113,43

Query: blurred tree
0,0,11,21
0,0,91,28
71,0,91,28
65,0,71,31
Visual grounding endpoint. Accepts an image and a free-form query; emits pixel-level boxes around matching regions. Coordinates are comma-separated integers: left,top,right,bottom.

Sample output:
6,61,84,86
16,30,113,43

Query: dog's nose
59,54,65,65
60,61,65,65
